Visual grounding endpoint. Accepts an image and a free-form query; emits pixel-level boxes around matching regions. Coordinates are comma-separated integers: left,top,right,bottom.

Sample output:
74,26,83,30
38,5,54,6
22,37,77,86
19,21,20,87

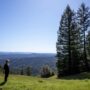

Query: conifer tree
56,5,80,77
26,66,31,76
86,31,90,58
77,3,90,71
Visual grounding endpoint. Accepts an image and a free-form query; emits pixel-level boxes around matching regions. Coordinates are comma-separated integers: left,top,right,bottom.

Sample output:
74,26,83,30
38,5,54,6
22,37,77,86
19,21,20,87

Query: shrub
40,65,54,78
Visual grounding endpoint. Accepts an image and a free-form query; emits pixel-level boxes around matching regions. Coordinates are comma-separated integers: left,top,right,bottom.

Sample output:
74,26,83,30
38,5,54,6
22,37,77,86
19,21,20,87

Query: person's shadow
0,81,6,86
0,87,2,90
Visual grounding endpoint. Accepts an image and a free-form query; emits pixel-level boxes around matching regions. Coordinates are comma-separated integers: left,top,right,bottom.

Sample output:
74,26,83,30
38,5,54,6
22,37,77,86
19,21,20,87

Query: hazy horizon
0,0,90,53
0,51,56,54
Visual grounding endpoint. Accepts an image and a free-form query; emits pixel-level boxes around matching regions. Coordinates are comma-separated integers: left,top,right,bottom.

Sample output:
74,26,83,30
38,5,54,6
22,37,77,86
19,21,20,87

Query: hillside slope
0,52,56,75
0,73,90,90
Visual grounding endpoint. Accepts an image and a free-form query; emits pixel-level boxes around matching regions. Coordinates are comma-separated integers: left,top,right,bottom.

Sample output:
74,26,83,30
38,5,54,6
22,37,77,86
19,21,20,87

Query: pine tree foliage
56,3,90,77
86,31,90,57
26,66,31,76
77,3,90,71
56,5,80,76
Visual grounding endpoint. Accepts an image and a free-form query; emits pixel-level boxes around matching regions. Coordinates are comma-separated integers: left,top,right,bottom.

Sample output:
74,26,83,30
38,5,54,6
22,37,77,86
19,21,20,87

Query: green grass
0,73,90,90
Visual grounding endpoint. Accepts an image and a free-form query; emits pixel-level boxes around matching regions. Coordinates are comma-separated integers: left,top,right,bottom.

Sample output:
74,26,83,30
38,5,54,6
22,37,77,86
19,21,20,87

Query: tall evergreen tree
77,3,90,71
86,31,90,58
56,5,80,77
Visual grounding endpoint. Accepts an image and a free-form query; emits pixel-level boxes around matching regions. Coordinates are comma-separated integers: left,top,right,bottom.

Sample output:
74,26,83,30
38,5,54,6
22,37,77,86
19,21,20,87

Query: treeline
0,64,55,78
56,3,90,77
10,66,32,76
0,65,32,76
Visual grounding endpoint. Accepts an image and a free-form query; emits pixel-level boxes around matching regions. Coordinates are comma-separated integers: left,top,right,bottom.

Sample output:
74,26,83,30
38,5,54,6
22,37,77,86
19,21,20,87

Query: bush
40,65,54,78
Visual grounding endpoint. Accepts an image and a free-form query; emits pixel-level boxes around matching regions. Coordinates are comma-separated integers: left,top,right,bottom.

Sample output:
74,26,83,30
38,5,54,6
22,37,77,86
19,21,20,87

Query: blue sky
0,0,90,53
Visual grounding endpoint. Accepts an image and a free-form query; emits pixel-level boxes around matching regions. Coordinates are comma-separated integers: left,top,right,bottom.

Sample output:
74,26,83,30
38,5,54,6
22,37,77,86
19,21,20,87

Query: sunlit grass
0,73,90,90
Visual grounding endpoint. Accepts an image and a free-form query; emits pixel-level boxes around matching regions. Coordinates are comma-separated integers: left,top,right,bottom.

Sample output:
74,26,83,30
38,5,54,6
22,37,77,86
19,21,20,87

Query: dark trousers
4,73,9,82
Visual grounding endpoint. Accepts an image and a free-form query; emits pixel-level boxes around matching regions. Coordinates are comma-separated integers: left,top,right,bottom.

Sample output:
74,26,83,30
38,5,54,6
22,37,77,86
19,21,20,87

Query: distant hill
0,52,56,75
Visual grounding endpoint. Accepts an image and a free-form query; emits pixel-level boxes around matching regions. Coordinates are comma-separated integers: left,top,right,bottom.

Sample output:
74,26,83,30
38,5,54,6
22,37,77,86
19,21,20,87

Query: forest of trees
56,3,90,77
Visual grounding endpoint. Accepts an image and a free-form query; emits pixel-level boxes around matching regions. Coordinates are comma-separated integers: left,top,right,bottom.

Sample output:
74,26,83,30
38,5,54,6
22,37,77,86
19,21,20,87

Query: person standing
4,59,10,82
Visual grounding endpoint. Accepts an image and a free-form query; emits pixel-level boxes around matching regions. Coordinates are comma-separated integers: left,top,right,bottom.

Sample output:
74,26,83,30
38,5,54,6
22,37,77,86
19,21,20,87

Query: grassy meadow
0,73,90,90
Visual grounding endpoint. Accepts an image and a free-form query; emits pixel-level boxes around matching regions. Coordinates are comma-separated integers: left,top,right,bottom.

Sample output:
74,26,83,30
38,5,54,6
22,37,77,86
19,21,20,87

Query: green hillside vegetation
0,73,90,90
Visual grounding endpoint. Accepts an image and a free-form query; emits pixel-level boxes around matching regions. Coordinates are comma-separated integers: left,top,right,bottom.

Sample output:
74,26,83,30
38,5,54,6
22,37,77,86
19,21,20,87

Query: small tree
20,66,24,75
40,65,54,78
0,65,2,73
26,66,31,76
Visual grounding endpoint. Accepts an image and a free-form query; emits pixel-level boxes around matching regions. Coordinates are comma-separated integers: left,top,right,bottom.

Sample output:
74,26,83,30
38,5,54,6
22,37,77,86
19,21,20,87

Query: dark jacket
4,64,9,74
